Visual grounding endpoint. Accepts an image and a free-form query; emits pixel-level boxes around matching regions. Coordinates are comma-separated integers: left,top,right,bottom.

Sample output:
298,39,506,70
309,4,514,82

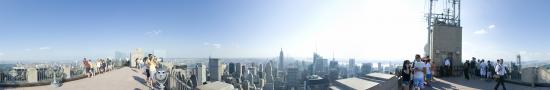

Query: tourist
401,60,412,90
487,60,493,80
444,55,451,76
494,59,507,90
89,59,95,77
143,57,151,87
83,58,91,78
424,56,432,87
96,59,102,74
412,54,425,90
136,58,141,69
480,60,487,80
470,57,477,78
146,54,158,87
464,60,470,80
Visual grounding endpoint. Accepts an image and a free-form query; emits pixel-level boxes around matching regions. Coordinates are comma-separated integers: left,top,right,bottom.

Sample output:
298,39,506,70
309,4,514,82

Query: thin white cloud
474,29,488,34
39,47,51,50
212,44,222,48
0,52,4,56
488,24,496,29
474,24,496,35
145,30,162,37
203,42,221,48
24,48,32,51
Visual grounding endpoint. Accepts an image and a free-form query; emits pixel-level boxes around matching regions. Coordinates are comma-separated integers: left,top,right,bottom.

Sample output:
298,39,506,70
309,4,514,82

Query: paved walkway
426,77,550,90
4,67,150,90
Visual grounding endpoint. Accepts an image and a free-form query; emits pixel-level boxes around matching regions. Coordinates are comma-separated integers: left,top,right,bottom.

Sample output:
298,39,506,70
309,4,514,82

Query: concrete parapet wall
26,68,37,83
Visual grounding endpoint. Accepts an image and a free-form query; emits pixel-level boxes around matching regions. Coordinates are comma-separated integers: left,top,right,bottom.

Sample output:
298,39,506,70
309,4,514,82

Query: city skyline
0,0,549,61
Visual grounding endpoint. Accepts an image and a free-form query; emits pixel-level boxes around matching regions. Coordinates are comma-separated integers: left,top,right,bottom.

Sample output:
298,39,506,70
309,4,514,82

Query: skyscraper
196,63,207,85
377,62,382,72
279,48,284,71
361,63,372,74
229,63,236,74
264,61,274,90
348,58,356,77
209,58,222,81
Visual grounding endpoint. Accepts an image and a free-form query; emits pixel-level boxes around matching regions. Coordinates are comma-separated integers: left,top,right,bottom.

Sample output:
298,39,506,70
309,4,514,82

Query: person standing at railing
464,60,470,80
480,60,487,80
83,58,92,78
146,54,158,88
88,59,95,77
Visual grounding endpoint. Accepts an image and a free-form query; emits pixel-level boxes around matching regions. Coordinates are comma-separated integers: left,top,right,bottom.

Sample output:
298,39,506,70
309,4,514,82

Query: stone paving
3,67,150,90
426,77,550,90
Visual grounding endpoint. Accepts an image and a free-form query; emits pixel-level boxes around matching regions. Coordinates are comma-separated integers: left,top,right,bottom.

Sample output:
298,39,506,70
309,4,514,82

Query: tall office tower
329,60,339,82
241,65,247,81
279,48,284,71
348,58,356,77
377,62,382,72
235,63,243,80
286,68,300,90
195,63,207,85
517,54,521,69
264,61,274,90
209,58,222,81
229,63,236,74
313,53,323,75
361,63,373,74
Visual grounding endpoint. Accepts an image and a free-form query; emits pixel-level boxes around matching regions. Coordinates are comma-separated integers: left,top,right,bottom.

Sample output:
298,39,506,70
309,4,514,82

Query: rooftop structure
196,81,235,90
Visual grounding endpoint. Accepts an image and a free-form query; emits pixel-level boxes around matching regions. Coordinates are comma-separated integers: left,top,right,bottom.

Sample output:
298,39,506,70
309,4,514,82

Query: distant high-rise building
348,58,356,77
235,63,243,81
517,54,522,69
279,48,284,71
114,51,128,60
209,58,222,81
130,48,144,68
228,63,236,75
313,53,326,75
196,63,207,85
377,62,382,72
361,63,373,74
329,60,339,82
286,68,300,90
264,61,275,90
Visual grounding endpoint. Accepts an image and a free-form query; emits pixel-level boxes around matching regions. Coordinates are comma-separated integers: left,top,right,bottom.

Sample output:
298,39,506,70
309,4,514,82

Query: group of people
82,58,113,78
464,57,508,90
401,54,434,90
138,54,159,88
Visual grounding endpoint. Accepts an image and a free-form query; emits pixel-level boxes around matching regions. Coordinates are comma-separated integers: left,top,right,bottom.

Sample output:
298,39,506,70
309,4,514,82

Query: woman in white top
412,55,425,90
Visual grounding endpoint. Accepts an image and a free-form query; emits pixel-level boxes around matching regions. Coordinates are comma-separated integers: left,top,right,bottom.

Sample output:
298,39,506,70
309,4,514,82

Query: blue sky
0,0,548,61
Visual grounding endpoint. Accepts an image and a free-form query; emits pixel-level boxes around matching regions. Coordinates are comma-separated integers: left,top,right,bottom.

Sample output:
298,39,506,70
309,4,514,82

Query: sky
0,0,548,62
